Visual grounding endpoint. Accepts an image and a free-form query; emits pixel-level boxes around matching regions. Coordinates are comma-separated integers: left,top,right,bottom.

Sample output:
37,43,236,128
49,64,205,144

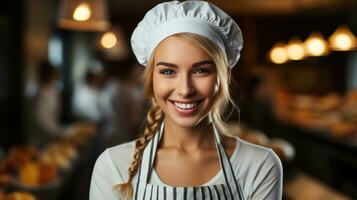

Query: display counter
0,122,98,200
274,122,357,199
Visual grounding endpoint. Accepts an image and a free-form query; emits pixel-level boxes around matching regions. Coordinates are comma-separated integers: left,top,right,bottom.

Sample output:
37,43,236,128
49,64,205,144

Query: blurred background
0,0,357,199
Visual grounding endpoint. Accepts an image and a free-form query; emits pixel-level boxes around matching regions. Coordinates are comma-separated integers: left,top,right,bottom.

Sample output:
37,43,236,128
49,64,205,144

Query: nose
177,74,195,98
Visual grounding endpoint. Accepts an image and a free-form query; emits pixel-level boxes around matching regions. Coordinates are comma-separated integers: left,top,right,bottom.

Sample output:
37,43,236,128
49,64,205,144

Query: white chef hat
131,0,243,68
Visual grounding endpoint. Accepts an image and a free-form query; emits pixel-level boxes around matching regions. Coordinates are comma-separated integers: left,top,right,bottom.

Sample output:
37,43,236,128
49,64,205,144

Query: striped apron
133,122,245,200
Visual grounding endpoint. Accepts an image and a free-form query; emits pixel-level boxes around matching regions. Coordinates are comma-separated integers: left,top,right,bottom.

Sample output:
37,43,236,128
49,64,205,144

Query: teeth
173,101,197,110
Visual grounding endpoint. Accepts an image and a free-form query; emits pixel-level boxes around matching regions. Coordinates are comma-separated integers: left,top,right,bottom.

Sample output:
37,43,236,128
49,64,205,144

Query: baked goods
0,122,97,191
274,91,357,138
0,189,5,200
5,191,36,200
3,146,39,173
0,172,12,187
18,161,58,187
330,122,356,137
64,122,97,147
40,142,78,170
18,162,38,187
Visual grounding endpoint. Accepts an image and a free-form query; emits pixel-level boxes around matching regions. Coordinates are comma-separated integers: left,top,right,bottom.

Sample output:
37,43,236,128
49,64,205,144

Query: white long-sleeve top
29,86,64,147
90,137,283,200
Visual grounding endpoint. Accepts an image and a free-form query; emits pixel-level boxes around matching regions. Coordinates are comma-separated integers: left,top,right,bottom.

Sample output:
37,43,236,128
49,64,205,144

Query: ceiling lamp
286,38,305,60
57,0,110,32
328,25,357,51
304,32,329,56
269,42,288,64
100,32,117,49
97,27,129,61
73,3,91,21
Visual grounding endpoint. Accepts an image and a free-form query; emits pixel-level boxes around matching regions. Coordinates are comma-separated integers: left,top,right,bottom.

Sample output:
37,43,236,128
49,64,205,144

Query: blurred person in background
72,62,104,123
104,63,145,147
28,61,64,148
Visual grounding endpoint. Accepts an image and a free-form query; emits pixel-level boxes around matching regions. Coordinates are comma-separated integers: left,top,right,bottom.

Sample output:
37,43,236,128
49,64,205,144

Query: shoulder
231,136,283,176
228,137,283,198
92,140,137,184
90,141,137,200
236,138,283,198
239,137,281,161
105,140,137,164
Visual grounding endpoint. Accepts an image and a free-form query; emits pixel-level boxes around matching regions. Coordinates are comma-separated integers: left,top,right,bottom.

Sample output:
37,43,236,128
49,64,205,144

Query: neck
161,117,215,152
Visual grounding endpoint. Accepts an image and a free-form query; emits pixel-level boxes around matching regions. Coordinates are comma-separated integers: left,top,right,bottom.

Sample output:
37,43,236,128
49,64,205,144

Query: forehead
153,36,212,66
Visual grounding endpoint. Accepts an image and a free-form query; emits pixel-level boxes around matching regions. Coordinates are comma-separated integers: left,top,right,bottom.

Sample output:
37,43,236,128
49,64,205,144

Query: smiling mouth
169,100,203,110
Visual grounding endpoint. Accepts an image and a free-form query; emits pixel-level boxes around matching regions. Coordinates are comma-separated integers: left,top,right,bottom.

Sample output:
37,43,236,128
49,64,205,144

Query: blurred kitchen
0,0,357,199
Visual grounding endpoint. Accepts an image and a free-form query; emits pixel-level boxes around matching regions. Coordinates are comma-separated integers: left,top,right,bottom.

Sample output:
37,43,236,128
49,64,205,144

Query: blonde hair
115,32,237,199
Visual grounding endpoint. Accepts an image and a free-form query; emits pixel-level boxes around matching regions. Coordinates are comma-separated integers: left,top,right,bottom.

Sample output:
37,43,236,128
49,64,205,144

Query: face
152,36,218,128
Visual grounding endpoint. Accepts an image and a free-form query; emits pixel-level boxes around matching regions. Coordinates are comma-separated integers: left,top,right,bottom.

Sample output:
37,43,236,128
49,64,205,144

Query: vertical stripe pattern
200,187,205,200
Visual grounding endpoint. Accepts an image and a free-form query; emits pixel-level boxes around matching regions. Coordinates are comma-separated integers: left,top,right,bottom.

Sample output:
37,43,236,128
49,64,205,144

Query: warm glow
304,32,329,56
286,38,305,60
334,35,352,50
329,25,357,51
73,2,91,21
101,32,117,49
269,43,288,64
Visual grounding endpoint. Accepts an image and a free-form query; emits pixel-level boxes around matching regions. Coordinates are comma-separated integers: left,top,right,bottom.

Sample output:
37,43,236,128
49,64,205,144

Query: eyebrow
155,60,214,68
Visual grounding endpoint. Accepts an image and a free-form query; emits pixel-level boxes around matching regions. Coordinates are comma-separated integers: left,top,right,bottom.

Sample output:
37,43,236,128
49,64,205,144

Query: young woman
90,1,283,200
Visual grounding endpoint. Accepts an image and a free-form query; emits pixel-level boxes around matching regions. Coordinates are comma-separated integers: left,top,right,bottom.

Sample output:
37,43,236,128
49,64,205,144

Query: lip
169,99,203,103
168,99,203,116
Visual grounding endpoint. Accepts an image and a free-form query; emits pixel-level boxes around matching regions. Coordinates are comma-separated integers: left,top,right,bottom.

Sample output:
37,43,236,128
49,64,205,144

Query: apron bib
133,122,245,200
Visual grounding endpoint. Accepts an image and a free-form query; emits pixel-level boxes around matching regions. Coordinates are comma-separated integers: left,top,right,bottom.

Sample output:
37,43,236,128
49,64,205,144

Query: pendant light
100,31,117,49
57,0,110,32
97,27,129,61
328,25,357,51
304,31,329,56
286,38,305,60
269,42,288,64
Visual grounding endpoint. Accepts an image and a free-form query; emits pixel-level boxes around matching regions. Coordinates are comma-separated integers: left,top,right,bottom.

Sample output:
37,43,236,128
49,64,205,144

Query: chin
166,115,207,129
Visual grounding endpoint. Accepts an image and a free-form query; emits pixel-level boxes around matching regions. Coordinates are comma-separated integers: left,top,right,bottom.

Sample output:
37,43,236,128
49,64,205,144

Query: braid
115,102,163,199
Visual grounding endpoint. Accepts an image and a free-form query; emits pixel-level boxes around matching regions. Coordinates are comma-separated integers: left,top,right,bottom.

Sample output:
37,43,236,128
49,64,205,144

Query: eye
159,69,176,75
193,68,210,75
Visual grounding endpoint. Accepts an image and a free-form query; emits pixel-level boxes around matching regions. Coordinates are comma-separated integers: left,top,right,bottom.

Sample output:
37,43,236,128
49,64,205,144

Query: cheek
153,74,171,100
196,76,217,97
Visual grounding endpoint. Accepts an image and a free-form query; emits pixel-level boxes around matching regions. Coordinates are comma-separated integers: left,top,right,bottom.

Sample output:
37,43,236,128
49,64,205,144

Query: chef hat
131,0,243,68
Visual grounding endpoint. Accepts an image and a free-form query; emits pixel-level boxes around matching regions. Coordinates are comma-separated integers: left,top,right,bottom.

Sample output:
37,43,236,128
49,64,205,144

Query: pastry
6,191,36,200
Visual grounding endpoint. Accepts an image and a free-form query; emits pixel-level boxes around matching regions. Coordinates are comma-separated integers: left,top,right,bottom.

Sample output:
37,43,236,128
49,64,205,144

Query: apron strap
213,125,245,200
138,122,164,183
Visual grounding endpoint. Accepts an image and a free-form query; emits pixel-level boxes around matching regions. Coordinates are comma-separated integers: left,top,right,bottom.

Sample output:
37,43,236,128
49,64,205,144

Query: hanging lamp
269,42,288,64
97,27,129,61
57,0,110,32
328,25,357,51
304,31,329,56
286,38,305,60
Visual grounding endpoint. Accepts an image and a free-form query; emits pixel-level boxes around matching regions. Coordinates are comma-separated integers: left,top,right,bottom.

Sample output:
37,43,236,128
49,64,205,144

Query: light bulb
269,43,288,64
286,38,305,60
101,32,117,49
329,25,357,51
304,32,329,56
73,2,91,21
